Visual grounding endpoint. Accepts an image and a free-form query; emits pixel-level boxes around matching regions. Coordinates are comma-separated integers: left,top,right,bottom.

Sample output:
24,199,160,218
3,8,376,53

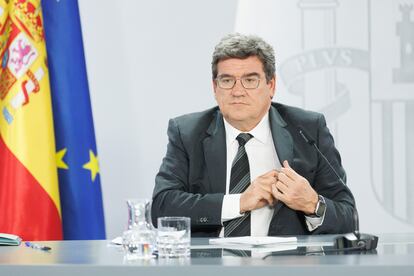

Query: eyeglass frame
215,73,263,90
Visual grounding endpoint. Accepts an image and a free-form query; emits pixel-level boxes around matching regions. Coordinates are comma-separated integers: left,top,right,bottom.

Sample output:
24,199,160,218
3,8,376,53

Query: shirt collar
223,112,270,145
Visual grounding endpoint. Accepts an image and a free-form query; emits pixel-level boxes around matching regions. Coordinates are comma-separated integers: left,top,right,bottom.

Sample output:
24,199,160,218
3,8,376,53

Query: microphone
297,126,378,251
298,127,346,186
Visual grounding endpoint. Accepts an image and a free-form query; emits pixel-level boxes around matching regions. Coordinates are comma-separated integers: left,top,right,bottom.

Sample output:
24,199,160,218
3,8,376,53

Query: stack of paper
208,236,298,254
209,236,297,246
0,233,22,246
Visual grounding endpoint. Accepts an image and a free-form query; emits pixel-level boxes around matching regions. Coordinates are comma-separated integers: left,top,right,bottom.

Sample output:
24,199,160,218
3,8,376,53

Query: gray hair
211,33,275,82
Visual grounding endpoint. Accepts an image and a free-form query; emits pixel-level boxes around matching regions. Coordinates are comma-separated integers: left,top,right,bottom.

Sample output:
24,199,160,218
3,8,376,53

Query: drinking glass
157,217,191,258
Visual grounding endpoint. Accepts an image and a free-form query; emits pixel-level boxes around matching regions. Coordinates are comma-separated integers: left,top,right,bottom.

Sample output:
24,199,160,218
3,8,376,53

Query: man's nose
231,79,246,96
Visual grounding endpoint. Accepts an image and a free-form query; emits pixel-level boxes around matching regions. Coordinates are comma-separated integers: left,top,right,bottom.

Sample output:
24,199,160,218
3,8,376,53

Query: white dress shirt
219,113,323,237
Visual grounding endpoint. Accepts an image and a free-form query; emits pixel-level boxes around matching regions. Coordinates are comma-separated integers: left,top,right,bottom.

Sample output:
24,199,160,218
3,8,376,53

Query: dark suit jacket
152,102,356,237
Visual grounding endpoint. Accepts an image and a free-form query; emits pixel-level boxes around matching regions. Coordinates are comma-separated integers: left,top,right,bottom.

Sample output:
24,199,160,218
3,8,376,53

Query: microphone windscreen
298,126,315,145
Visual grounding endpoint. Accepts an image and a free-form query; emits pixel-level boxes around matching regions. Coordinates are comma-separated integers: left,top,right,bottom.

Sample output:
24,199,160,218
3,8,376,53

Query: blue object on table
25,241,51,251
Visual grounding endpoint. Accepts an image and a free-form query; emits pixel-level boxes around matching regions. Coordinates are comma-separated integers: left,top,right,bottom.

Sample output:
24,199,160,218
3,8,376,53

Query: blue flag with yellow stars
42,0,106,239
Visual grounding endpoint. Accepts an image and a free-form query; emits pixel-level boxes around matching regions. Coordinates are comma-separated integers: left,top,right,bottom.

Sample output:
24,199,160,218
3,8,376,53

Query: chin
227,108,247,117
229,116,248,123
221,106,252,122
227,113,251,123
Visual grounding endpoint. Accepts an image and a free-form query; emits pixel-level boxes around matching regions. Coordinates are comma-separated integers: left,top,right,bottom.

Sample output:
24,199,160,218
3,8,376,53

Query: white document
228,244,297,254
110,236,122,245
0,233,22,246
209,236,297,246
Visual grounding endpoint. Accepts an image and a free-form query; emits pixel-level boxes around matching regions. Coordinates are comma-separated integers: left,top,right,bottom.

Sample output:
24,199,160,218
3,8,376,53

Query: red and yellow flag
0,0,62,240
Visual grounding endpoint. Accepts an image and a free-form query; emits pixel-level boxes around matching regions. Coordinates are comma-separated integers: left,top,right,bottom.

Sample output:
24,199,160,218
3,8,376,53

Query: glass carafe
122,199,156,259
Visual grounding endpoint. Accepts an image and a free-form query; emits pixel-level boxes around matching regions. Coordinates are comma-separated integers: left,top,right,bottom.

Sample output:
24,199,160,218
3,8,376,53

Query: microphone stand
298,127,379,251
334,209,378,251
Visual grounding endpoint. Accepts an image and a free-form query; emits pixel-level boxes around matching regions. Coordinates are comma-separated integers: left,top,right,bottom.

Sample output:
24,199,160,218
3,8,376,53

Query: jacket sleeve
311,114,357,234
151,118,224,231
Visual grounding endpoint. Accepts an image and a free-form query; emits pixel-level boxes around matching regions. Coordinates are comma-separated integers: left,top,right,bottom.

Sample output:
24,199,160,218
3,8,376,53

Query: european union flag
42,0,106,239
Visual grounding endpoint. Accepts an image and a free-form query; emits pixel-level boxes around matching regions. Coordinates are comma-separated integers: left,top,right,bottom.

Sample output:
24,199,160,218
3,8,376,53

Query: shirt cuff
305,212,325,232
221,194,243,224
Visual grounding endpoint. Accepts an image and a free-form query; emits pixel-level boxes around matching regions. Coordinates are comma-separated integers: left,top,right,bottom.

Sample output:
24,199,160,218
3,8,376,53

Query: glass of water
157,217,191,258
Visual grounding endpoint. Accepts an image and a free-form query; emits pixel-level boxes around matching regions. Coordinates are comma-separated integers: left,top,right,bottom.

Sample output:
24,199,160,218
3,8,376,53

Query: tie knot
236,133,253,146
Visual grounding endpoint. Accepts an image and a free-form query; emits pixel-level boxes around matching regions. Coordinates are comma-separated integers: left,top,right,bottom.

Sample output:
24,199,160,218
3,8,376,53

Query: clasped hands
239,160,318,215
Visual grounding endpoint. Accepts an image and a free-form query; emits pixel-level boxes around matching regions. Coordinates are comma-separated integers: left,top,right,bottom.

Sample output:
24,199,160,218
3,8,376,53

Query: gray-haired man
152,33,356,237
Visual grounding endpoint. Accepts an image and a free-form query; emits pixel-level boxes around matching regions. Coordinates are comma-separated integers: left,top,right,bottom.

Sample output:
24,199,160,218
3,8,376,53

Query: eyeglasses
216,75,261,89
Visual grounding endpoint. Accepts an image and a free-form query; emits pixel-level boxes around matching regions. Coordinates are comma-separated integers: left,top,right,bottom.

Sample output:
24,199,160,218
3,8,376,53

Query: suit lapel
269,105,294,218
203,110,226,194
269,105,293,166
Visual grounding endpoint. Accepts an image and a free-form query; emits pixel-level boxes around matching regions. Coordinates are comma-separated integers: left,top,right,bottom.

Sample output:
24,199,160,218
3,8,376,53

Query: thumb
283,160,290,168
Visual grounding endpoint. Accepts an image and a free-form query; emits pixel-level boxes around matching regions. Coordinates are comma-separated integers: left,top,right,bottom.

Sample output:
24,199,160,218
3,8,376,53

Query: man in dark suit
152,33,356,237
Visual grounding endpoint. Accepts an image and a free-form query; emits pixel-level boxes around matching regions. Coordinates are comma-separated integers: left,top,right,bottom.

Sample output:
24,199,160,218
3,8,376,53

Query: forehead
217,56,264,76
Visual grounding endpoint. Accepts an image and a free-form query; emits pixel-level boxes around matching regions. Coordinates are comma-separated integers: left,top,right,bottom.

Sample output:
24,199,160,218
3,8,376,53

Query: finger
255,188,272,205
261,170,278,178
260,189,274,206
261,174,279,184
281,162,300,181
259,181,273,193
277,172,294,187
257,180,277,196
256,172,278,184
274,170,281,182
275,180,289,194
252,177,274,191
272,184,287,202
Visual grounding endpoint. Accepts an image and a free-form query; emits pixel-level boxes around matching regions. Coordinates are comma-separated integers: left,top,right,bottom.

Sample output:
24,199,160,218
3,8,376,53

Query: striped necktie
224,133,253,237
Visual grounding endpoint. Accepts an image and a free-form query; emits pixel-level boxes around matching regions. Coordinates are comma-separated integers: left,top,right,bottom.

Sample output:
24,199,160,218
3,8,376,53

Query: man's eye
221,78,233,84
244,77,257,83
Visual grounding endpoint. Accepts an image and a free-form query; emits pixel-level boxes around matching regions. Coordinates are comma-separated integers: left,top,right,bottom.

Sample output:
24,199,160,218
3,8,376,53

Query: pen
25,241,51,251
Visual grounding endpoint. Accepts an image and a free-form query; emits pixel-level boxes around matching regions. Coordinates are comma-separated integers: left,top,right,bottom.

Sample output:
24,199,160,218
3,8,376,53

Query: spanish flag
0,0,105,240
0,0,62,240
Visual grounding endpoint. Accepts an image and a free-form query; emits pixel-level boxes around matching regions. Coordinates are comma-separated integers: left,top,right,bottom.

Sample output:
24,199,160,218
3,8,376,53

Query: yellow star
56,148,69,169
83,150,100,182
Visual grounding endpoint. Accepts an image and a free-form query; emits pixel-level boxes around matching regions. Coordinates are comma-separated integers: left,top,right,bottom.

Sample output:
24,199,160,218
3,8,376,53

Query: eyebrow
217,72,261,78
243,72,260,77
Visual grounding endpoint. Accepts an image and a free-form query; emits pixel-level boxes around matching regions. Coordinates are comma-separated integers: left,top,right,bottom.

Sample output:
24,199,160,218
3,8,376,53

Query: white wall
79,0,414,238
78,0,238,238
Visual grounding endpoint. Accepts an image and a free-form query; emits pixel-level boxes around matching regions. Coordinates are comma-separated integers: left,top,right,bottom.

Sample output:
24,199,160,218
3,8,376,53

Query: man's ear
269,75,276,99
212,79,218,96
